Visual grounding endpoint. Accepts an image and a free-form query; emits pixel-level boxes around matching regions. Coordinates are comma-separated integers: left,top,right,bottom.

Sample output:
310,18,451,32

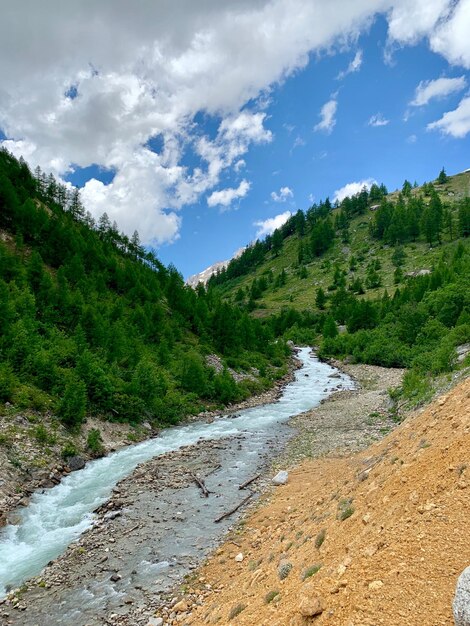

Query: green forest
1,147,469,433
208,169,470,404
0,149,289,430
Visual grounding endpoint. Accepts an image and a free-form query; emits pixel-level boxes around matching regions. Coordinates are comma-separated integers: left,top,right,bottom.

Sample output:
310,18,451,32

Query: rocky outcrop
454,567,470,626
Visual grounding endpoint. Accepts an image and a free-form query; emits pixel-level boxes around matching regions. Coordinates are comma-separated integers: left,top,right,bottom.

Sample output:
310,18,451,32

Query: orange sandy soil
183,377,470,626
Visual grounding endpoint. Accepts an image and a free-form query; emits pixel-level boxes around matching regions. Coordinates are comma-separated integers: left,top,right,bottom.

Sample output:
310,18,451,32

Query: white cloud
207,179,251,209
410,76,467,106
429,0,470,68
314,98,338,133
254,211,292,238
1,1,470,244
337,49,363,79
234,159,246,172
407,134,417,143
271,186,294,202
427,96,470,138
333,178,377,203
368,113,390,126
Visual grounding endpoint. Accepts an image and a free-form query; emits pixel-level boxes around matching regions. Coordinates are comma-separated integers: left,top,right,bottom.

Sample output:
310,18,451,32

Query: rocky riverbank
0,355,300,526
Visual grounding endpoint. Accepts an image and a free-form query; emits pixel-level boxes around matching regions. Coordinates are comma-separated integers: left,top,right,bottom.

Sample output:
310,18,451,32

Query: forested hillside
208,169,470,403
0,149,289,429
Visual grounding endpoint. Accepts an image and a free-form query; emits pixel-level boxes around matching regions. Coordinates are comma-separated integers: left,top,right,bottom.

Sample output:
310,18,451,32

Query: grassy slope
216,171,470,316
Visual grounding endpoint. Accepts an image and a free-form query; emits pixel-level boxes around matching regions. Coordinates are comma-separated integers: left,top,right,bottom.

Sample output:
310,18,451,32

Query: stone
298,586,324,617
173,599,188,612
453,566,470,626
235,553,244,562
272,470,288,485
368,580,384,591
67,456,86,472
147,618,164,626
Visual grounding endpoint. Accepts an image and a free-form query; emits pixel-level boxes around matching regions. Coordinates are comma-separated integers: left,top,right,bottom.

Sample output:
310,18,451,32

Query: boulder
67,456,86,471
454,567,470,626
272,470,288,486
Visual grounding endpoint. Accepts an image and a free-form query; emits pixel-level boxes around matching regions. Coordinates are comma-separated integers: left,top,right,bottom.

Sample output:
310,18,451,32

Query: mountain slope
0,148,289,431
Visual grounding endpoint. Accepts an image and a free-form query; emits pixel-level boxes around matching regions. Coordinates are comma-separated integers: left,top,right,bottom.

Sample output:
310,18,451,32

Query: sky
0,1,469,279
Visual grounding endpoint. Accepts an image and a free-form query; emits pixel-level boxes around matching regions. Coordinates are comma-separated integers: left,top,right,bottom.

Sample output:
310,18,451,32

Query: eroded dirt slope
185,377,470,626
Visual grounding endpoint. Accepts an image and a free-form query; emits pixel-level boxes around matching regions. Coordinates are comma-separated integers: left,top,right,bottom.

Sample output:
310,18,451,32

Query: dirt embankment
170,375,470,626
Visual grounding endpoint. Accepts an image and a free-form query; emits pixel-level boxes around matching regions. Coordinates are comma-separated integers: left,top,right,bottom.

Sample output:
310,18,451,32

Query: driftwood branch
192,474,210,497
214,494,253,523
238,473,260,490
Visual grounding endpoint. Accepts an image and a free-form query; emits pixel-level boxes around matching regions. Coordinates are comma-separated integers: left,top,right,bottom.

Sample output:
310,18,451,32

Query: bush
34,424,56,445
302,563,322,580
314,528,326,549
61,441,78,459
265,590,280,604
228,603,246,620
87,428,104,456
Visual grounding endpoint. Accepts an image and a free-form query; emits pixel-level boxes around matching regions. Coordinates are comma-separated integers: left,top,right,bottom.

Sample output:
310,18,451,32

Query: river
0,348,353,624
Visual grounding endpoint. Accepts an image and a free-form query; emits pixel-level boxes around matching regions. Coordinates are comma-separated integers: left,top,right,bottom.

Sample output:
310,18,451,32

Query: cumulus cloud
314,98,338,134
337,49,363,79
1,1,470,244
333,178,377,203
410,76,467,106
207,179,251,209
254,211,292,238
368,113,390,126
271,186,294,202
427,96,470,138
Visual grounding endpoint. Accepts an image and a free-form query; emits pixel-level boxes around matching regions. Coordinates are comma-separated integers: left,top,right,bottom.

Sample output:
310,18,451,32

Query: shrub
302,563,322,580
34,424,56,445
337,498,355,521
61,441,78,459
314,528,326,549
87,428,104,456
228,603,246,620
265,590,280,604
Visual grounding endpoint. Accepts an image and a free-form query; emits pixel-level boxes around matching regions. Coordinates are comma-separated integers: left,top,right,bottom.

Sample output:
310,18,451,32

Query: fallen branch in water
214,494,253,523
192,474,210,497
238,474,260,490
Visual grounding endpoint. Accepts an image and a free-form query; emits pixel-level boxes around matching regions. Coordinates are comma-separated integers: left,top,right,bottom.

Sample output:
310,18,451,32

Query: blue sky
1,2,469,279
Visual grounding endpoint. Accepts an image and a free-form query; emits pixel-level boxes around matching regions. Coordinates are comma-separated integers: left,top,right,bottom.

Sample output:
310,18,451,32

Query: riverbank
175,372,470,626
0,354,300,526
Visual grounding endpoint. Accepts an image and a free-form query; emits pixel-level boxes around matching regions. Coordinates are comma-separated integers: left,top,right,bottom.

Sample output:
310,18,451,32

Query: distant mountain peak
187,247,246,287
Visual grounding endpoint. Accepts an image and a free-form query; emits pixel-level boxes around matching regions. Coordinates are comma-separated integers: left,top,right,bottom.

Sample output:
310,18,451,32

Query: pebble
235,553,244,562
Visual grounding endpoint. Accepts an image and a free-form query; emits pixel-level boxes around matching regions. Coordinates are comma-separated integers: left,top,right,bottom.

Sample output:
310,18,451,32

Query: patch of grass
302,563,322,580
265,590,280,604
314,528,326,549
228,603,246,620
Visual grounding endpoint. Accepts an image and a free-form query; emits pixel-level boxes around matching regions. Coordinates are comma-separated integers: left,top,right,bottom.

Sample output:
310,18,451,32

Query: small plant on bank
314,528,326,549
61,441,78,459
278,562,293,580
265,590,280,604
337,498,355,521
87,428,104,456
302,563,322,580
228,603,246,620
